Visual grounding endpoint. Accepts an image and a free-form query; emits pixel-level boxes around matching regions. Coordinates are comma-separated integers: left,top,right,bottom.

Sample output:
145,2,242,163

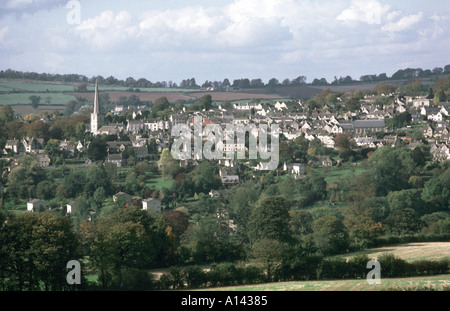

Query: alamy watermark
171,116,279,170
66,0,81,25
66,260,81,285
366,260,381,285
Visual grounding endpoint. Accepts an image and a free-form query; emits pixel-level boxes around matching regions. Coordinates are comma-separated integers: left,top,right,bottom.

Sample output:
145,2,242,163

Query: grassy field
201,274,450,291
334,242,450,262
0,79,288,107
199,242,450,291
146,175,174,190
311,164,367,184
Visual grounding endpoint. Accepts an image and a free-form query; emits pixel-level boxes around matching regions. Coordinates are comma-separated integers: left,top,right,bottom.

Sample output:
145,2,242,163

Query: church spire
93,79,100,114
90,78,104,135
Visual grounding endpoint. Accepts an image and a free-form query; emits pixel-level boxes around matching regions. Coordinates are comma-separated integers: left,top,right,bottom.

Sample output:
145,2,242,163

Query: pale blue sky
0,0,449,84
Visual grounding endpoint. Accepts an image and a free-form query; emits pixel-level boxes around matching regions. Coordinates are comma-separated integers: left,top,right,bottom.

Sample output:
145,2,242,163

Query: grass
311,164,367,184
200,275,450,291
0,80,77,92
193,242,450,291
333,242,450,263
146,175,174,190
0,93,76,106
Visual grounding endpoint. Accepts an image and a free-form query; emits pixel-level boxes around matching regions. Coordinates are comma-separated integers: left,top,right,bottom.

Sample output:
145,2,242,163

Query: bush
377,254,412,277
208,263,239,287
242,265,265,284
319,257,349,279
275,255,323,281
184,266,207,289
347,254,370,279
119,269,154,290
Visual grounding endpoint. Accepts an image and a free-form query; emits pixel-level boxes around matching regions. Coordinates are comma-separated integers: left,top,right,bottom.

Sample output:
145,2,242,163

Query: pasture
201,274,450,291
200,242,450,291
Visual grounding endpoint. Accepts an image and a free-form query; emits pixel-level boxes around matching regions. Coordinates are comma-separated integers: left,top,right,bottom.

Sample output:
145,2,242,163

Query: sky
0,0,449,85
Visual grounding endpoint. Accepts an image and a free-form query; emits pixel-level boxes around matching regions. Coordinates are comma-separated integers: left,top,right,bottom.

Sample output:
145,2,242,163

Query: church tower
90,79,104,135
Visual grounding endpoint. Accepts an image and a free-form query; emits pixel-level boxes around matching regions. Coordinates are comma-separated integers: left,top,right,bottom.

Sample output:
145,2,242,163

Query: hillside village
1,76,450,291
1,80,449,216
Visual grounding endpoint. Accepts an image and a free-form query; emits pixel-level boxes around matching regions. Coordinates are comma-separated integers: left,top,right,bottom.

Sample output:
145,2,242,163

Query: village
1,79,449,218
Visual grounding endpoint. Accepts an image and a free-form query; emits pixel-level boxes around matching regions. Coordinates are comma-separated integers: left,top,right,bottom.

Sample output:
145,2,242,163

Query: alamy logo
66,0,81,25
366,260,381,285
171,116,279,170
66,260,81,285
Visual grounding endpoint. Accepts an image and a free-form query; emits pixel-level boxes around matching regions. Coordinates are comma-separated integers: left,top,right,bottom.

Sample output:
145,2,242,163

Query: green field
311,164,367,184
0,92,76,106
0,81,77,92
146,175,174,190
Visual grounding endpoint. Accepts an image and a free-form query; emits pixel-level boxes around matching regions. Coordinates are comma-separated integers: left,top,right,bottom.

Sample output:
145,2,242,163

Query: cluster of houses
4,83,449,215
27,192,162,217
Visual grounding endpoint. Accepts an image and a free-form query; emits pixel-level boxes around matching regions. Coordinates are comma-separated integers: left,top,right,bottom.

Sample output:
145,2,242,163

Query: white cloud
0,0,448,83
2,0,33,9
337,0,390,25
381,12,423,32
75,10,138,50
0,0,66,12
0,26,9,44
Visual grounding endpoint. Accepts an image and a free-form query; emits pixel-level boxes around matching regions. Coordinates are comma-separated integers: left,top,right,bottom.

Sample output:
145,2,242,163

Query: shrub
242,265,265,284
320,257,349,279
347,254,371,279
184,266,207,289
208,263,239,287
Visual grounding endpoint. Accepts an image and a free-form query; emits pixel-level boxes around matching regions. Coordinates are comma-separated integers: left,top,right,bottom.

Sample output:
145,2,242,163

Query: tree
84,164,113,197
292,76,307,85
162,210,190,242
0,213,81,291
29,95,41,110
81,207,169,289
31,213,82,290
421,167,450,211
190,161,221,194
250,239,285,282
0,213,38,290
367,146,416,196
267,78,279,87
311,215,349,255
387,189,425,215
248,196,292,244
87,136,107,161
342,205,384,246
228,181,260,243
182,216,241,263
199,94,212,110
76,82,88,92
153,97,170,113
383,208,424,236
0,105,15,122
158,148,178,180
93,186,106,210
7,156,46,199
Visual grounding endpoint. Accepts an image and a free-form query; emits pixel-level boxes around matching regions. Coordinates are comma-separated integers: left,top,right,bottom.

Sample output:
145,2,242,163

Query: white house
66,201,76,214
428,112,443,122
27,199,46,212
283,162,305,175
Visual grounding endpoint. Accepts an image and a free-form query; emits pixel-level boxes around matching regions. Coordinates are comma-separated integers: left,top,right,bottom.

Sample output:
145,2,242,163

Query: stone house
142,198,162,213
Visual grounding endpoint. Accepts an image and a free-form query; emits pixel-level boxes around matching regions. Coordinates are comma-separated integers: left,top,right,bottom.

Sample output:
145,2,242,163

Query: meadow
199,242,450,291
0,79,289,108
201,274,450,291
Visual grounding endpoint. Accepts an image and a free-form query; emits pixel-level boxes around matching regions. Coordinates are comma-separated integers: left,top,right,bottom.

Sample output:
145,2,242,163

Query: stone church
90,79,104,135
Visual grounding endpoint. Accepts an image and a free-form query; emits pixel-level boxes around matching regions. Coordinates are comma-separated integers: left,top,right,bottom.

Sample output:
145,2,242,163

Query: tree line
2,64,449,90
